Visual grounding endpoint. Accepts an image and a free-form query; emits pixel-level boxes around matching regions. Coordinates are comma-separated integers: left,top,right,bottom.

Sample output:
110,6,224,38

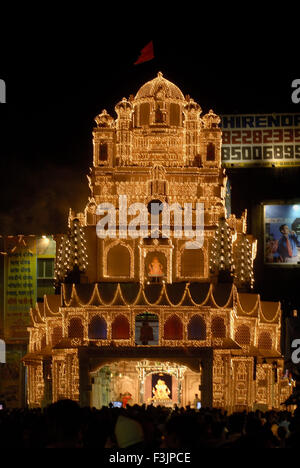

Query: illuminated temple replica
23,73,292,411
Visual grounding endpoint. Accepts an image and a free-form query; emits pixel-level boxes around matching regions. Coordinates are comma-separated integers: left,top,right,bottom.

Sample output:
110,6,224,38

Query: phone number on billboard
221,145,300,161
222,129,300,144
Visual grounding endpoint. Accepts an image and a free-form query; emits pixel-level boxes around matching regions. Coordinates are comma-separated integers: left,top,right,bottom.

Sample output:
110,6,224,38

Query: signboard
221,114,300,167
5,236,37,340
264,204,300,265
36,235,56,257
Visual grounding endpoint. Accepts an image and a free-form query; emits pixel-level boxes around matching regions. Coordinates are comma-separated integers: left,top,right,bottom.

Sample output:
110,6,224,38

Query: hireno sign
221,113,300,167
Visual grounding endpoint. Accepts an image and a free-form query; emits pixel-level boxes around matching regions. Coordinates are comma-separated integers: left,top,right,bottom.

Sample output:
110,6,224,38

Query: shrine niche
145,251,167,282
152,373,172,400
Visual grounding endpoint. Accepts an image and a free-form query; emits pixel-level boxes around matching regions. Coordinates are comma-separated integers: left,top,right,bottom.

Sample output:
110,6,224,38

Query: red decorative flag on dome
134,41,154,65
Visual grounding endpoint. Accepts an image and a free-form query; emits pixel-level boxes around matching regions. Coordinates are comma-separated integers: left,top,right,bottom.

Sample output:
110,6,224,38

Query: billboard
221,114,300,167
264,204,300,265
4,236,37,340
36,235,56,257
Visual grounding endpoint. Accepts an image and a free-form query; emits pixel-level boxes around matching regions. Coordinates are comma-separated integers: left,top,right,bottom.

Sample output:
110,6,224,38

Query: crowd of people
0,399,299,448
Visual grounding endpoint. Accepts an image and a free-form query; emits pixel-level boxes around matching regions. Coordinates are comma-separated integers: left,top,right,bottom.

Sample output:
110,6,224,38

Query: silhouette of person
139,321,154,345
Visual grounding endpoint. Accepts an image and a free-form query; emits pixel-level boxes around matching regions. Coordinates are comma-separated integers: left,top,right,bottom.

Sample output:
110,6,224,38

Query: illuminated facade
23,73,292,411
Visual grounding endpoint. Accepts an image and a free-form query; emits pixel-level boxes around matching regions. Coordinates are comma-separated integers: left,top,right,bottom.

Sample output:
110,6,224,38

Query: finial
157,71,163,78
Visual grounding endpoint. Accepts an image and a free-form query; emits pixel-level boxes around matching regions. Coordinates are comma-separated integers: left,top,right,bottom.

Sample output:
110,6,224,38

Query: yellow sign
5,236,37,340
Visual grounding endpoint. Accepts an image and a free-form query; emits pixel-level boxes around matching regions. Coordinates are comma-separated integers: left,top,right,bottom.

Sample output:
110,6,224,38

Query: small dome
94,109,115,128
135,72,185,101
115,97,133,115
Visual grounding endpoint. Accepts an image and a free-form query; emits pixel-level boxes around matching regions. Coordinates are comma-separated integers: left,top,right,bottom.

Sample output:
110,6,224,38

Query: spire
234,234,254,289
54,219,88,284
210,218,235,280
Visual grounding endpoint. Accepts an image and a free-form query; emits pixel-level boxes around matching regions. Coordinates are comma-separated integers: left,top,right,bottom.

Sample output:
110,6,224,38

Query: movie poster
264,204,300,264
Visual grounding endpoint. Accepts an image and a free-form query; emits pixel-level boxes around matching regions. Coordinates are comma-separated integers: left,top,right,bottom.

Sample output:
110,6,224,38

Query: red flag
134,41,154,65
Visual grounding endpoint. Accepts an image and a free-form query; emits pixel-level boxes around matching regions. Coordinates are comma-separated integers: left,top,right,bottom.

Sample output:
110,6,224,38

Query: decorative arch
180,246,204,278
104,241,134,278
235,324,251,346
164,314,183,340
187,315,206,340
68,317,84,339
88,315,107,340
258,331,272,350
112,314,130,339
211,316,226,338
177,241,208,279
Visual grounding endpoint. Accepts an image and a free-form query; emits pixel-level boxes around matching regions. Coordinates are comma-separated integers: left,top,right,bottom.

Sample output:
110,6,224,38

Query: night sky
0,34,299,236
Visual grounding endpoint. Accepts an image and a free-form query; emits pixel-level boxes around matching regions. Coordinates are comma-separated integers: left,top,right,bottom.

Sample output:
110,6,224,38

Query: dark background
0,34,300,314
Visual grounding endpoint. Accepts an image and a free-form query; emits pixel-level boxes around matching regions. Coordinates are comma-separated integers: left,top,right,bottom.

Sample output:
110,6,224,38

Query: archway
135,313,159,345
90,359,201,410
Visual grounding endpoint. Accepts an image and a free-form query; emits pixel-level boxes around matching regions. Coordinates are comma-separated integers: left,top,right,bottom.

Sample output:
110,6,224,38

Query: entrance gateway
90,360,201,408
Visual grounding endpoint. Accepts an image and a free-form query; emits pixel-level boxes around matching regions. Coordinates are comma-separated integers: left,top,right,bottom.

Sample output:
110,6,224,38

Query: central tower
61,72,245,287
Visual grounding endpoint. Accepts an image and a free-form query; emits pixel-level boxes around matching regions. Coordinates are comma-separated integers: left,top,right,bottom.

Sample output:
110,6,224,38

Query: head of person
279,224,289,236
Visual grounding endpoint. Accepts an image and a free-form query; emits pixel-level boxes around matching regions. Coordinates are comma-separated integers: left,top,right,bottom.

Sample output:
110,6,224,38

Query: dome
94,109,115,128
135,72,185,101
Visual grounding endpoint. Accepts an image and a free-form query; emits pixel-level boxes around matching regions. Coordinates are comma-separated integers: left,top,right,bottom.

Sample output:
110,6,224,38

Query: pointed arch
164,314,183,340
104,241,134,278
68,317,84,339
258,331,272,350
88,315,107,339
211,316,226,338
112,314,130,339
235,324,250,346
188,315,206,340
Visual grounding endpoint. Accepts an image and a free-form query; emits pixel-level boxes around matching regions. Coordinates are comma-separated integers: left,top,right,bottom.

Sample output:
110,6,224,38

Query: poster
5,236,37,339
221,113,300,167
264,204,300,264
